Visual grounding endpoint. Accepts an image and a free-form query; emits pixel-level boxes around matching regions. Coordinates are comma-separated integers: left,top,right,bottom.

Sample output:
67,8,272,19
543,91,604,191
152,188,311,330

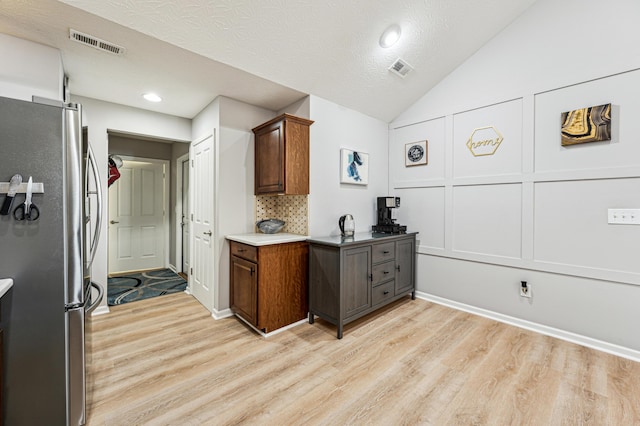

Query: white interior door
108,158,167,274
190,134,215,310
181,157,190,273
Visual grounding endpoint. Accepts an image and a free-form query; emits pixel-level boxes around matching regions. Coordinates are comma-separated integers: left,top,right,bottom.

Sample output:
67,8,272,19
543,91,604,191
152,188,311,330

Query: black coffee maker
372,196,407,234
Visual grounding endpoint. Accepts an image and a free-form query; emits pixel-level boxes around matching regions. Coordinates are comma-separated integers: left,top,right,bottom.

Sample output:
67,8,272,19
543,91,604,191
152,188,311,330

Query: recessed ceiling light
379,24,401,48
143,93,162,102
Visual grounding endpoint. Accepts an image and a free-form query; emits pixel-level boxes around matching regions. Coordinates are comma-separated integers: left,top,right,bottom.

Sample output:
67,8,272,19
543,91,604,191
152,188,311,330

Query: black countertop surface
307,231,418,247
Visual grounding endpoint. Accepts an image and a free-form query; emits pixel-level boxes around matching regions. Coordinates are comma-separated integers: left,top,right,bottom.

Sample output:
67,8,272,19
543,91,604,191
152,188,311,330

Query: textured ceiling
1,0,538,121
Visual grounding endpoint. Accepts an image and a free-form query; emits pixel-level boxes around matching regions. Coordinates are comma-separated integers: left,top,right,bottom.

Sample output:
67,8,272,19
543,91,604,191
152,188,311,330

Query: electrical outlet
520,281,531,298
608,209,640,225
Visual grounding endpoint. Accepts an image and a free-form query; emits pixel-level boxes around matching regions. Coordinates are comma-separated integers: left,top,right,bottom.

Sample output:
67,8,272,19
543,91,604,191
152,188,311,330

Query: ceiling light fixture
143,93,162,102
379,24,401,48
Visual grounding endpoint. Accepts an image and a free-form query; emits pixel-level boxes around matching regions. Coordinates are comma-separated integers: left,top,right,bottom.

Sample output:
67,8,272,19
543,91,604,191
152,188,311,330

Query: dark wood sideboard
308,232,417,339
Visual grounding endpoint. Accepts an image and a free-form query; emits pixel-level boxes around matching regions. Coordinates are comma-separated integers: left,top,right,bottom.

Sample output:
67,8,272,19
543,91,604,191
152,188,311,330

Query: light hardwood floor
86,293,640,425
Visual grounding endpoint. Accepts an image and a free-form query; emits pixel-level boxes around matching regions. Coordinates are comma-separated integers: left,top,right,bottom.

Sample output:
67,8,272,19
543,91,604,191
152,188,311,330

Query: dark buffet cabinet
230,240,309,333
252,113,314,195
308,232,417,339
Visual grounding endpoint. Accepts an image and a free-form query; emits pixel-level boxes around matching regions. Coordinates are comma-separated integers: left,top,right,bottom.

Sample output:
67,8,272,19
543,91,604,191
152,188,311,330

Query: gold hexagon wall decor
466,126,504,157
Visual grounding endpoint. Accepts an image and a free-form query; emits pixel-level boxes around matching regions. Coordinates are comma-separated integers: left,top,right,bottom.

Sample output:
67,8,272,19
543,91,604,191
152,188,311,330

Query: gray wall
390,0,640,357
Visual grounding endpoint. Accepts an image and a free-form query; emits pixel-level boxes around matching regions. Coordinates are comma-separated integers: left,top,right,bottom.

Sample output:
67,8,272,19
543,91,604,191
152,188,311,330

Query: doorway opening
108,156,169,273
176,153,190,281
106,131,190,305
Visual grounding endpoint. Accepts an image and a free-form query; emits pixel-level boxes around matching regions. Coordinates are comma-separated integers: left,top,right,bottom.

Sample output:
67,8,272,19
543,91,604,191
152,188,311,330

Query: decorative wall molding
416,248,640,287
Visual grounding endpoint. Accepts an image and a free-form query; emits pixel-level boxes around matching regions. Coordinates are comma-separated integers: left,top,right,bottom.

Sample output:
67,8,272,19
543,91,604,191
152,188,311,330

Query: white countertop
0,278,13,299
226,233,309,246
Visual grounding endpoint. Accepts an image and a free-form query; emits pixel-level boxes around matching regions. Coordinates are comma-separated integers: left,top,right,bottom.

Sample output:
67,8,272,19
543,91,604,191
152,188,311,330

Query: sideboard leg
308,312,315,324
411,290,416,300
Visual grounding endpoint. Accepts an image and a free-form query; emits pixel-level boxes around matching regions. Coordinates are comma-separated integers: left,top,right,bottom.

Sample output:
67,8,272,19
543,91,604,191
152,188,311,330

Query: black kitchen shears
14,176,40,221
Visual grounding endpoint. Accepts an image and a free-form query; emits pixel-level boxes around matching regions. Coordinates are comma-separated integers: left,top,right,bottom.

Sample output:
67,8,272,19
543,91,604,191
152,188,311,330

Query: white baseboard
91,305,110,316
415,291,640,363
232,313,306,338
212,308,234,320
168,264,177,273
180,290,231,319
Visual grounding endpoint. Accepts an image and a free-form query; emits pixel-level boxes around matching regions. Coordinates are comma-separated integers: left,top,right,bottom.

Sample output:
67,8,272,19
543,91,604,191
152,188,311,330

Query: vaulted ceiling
0,0,538,121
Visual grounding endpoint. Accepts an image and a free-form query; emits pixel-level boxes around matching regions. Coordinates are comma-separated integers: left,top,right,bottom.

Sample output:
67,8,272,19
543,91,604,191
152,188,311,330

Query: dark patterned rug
107,269,187,306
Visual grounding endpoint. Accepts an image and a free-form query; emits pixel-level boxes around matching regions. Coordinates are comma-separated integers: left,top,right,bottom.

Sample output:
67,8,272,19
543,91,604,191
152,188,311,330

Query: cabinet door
255,121,284,194
342,246,372,319
395,237,415,295
231,256,258,325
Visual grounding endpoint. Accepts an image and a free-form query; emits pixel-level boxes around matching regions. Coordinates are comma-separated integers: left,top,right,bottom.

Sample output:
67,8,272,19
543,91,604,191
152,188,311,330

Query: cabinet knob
383,271,390,275
368,274,373,281
383,290,390,295
383,250,390,254
250,267,255,276
396,265,401,271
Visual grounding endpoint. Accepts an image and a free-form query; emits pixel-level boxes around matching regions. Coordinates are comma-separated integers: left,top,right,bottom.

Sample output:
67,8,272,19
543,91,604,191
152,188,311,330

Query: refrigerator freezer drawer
66,306,86,425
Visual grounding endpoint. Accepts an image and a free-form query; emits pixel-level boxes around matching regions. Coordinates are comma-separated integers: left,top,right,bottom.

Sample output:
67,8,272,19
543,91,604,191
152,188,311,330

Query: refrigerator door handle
85,282,104,314
86,144,102,270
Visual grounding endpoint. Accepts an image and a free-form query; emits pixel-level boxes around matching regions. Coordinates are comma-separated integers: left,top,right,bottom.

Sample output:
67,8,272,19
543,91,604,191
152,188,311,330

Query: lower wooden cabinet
230,240,308,333
308,233,417,339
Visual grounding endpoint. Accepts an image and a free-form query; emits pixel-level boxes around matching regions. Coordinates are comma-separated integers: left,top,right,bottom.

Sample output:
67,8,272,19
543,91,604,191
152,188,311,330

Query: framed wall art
340,148,369,185
405,140,428,166
561,103,611,146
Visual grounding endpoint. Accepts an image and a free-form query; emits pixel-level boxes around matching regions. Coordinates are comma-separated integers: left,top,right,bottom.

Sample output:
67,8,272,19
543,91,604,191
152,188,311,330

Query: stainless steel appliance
0,96,103,425
339,214,355,237
372,196,407,234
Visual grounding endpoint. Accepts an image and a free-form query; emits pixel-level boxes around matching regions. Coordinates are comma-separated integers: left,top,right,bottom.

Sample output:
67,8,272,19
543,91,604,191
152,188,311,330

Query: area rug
107,268,187,306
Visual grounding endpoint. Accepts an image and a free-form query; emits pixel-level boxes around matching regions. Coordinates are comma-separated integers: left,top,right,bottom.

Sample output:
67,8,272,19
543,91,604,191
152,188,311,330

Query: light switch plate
608,209,640,225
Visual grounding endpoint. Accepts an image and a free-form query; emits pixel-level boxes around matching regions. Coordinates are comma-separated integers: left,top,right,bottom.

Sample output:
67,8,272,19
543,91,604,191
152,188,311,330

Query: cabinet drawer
372,242,395,263
372,260,395,286
372,281,395,306
230,241,258,262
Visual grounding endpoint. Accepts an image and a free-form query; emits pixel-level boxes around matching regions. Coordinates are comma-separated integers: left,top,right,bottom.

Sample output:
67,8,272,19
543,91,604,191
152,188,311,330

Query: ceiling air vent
69,29,126,56
389,58,413,78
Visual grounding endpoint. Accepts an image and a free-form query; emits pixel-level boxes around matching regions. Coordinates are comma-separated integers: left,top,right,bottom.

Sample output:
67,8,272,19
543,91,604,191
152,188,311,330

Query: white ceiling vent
388,58,413,78
69,29,126,55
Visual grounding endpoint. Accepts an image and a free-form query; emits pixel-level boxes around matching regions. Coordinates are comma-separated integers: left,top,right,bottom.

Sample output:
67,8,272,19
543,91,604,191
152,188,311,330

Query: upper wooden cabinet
252,113,314,195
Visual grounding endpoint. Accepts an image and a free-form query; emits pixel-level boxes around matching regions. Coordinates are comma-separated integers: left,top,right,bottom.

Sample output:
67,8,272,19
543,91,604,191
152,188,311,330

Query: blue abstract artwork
340,148,369,185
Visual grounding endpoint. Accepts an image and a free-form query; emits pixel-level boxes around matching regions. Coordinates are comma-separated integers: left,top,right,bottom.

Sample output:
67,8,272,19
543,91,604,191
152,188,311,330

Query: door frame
107,155,170,273
175,152,190,274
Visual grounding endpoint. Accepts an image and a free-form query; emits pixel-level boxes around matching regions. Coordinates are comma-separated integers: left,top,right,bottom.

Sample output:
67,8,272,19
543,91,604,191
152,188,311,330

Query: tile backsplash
255,195,309,235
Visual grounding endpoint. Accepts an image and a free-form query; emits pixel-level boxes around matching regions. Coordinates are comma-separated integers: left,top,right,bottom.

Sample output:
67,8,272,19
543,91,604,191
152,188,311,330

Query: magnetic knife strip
0,182,45,194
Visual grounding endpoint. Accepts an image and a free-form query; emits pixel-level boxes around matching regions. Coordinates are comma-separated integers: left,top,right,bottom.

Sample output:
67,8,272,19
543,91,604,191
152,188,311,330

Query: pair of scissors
14,176,40,221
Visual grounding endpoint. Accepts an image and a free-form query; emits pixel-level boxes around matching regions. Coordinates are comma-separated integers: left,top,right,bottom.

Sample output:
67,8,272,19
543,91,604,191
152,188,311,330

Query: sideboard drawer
372,281,395,306
372,242,395,263
372,260,395,286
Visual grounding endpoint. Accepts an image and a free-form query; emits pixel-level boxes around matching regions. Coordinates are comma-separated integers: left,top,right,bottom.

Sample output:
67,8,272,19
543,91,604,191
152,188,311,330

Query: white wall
390,0,640,357
200,94,388,313
394,0,640,126
308,95,389,236
192,96,275,314
0,33,64,101
72,95,191,312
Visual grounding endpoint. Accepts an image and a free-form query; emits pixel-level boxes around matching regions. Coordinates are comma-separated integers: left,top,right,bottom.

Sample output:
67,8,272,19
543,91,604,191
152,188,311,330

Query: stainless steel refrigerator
0,95,103,425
